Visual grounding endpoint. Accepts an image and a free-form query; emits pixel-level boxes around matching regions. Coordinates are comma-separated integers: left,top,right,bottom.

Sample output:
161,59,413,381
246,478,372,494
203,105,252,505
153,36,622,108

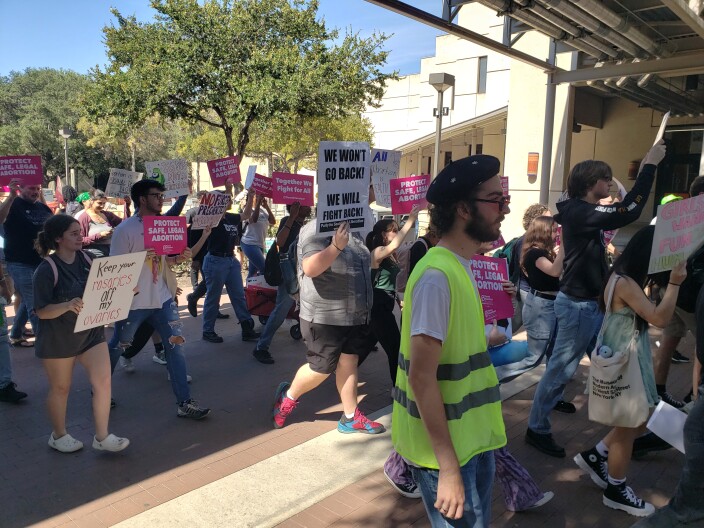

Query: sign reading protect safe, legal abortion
317,141,370,234
191,191,230,230
649,193,704,273
250,173,273,198
0,156,43,185
143,216,187,255
272,172,314,206
389,175,430,215
145,159,190,199
371,149,401,207
74,252,146,332
469,255,513,324
207,156,241,187
106,168,143,198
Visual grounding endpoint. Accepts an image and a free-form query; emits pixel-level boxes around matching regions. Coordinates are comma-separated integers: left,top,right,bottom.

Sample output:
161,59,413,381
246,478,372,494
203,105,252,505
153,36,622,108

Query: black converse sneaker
603,482,655,517
573,447,608,489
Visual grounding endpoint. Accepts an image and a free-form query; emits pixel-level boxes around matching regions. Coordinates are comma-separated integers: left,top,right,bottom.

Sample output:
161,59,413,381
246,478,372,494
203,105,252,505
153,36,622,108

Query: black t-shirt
277,216,303,253
409,236,433,275
523,247,560,292
207,213,243,254
4,197,53,266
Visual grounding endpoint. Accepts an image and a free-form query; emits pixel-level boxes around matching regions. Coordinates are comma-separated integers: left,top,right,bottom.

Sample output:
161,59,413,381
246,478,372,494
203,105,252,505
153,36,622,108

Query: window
444,151,452,168
476,143,483,155
477,56,488,94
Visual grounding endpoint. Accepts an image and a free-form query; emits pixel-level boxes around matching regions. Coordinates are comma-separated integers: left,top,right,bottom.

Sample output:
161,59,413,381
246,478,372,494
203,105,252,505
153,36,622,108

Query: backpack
676,243,704,313
493,236,521,285
263,243,282,286
281,237,299,295
395,238,428,293
44,251,93,287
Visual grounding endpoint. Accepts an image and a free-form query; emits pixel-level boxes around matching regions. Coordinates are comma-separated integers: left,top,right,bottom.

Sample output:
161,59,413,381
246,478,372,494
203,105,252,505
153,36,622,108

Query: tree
85,0,394,160
248,113,374,174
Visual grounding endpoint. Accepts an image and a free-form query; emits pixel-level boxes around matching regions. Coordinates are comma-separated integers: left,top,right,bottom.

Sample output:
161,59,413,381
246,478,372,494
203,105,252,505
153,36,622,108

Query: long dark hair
598,225,670,313
366,219,398,252
567,160,612,199
520,216,556,274
35,215,79,257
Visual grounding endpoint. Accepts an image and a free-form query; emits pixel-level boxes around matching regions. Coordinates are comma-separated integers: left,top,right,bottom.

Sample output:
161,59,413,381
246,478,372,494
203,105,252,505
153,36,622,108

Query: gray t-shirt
33,253,105,359
297,221,372,326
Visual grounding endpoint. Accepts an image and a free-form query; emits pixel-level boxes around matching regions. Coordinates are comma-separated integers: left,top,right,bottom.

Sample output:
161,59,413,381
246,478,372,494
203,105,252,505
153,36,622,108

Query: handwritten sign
244,165,257,190
389,174,430,215
42,189,55,203
145,159,190,199
371,149,401,207
143,216,187,255
250,173,273,198
0,156,43,185
649,194,704,273
317,141,370,234
191,191,230,230
106,168,142,198
469,255,513,324
207,156,241,187
272,172,314,206
74,252,146,332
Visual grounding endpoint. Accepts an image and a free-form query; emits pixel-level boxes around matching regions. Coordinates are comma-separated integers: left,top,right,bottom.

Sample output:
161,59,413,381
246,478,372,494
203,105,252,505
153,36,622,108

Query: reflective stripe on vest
397,351,494,381
392,385,501,420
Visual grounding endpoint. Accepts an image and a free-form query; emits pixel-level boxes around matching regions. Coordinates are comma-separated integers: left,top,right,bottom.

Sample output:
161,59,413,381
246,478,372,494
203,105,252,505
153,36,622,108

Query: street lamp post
58,127,74,188
429,73,455,178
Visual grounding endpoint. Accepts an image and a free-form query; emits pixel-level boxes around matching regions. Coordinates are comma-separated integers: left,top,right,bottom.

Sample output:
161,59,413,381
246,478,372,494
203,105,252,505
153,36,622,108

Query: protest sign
42,189,55,203
654,111,670,146
143,216,187,255
649,193,704,273
389,174,430,215
469,255,513,324
250,173,273,198
191,191,230,230
489,235,506,251
106,168,142,198
317,141,370,234
74,252,146,332
207,156,241,187
370,149,401,207
244,165,257,189
145,159,190,199
500,176,509,196
272,172,314,206
0,156,43,185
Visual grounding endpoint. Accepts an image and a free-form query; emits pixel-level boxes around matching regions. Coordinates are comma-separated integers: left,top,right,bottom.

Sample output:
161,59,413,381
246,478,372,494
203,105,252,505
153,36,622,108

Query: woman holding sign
78,190,124,258
240,192,276,278
33,215,129,453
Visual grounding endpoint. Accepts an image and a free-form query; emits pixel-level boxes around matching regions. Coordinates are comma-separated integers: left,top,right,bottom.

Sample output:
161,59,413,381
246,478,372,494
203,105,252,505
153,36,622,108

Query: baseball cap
426,155,501,205
660,194,683,205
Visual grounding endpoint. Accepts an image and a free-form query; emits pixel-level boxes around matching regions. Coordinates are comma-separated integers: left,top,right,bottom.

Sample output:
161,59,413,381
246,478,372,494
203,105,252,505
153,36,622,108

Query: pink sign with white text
143,216,187,256
250,173,273,198
207,156,241,187
272,172,315,206
500,176,509,196
389,174,430,215
469,255,514,324
0,155,43,185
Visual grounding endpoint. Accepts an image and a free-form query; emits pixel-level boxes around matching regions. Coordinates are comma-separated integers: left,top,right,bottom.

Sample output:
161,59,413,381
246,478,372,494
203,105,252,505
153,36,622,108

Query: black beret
426,155,501,205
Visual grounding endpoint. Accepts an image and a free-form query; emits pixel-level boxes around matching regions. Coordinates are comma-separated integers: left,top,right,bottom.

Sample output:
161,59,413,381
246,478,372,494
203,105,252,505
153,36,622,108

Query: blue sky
0,0,443,76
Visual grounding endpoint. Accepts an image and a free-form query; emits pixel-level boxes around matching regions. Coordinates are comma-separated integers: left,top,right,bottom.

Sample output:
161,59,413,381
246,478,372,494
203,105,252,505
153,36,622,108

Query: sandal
48,433,84,453
92,433,130,452
10,338,33,348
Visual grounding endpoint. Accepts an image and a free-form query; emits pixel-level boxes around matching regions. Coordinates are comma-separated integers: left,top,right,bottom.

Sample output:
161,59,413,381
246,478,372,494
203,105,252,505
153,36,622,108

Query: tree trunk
225,127,235,157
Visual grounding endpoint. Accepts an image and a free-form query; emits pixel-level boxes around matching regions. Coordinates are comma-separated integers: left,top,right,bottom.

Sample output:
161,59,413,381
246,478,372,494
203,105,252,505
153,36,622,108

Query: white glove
642,139,666,167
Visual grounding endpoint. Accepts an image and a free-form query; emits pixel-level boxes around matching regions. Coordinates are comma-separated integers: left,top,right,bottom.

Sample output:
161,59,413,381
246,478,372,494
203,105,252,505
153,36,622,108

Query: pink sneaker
272,381,298,429
338,408,385,434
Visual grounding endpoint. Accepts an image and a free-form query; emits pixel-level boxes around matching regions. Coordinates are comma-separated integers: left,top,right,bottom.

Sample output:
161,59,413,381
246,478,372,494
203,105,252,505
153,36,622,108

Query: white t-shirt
410,251,479,341
240,210,270,247
110,215,172,310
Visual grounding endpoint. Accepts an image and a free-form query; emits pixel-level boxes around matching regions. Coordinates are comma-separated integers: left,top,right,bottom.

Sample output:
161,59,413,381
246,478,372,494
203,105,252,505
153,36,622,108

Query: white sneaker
168,373,192,383
93,433,130,452
48,433,83,453
152,351,167,365
120,356,135,373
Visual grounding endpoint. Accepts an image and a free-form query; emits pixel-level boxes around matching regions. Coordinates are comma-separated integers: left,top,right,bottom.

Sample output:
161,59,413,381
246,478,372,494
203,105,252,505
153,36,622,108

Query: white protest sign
649,193,704,273
106,168,143,198
42,189,55,203
145,159,190,199
317,141,370,234
74,252,146,332
191,191,230,230
244,165,257,190
654,111,670,146
370,148,401,208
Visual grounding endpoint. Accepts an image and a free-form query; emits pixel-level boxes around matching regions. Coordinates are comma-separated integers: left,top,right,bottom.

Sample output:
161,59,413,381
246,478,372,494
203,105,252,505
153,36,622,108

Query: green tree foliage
86,0,393,159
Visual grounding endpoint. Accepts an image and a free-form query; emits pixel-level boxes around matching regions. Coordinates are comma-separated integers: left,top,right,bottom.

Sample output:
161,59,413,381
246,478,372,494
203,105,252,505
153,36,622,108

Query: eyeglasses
474,195,511,210
147,193,165,200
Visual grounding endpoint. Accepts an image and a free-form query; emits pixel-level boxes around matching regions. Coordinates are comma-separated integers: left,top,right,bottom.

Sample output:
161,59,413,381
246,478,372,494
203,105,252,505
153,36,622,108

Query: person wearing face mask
78,190,124,259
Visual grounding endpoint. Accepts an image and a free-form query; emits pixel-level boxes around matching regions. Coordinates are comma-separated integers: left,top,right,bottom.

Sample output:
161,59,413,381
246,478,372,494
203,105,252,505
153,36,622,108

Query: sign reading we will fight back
0,156,43,185
143,216,187,255
389,175,430,215
469,255,513,324
272,172,314,206
649,193,704,273
207,156,241,187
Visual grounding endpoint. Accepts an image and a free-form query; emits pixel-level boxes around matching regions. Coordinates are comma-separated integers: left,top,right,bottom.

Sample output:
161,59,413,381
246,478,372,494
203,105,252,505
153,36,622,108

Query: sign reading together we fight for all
272,172,314,206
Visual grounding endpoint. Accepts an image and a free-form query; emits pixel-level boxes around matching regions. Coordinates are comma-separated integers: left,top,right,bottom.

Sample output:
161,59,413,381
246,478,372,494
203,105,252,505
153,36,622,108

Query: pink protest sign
272,172,314,206
500,176,509,196
0,156,43,185
207,156,241,187
469,255,514,324
143,216,187,256
489,235,506,251
389,174,430,215
250,173,273,198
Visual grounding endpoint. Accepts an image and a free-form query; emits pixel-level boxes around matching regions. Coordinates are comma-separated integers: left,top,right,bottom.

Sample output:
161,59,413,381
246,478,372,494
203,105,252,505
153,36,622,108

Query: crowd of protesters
0,141,702,527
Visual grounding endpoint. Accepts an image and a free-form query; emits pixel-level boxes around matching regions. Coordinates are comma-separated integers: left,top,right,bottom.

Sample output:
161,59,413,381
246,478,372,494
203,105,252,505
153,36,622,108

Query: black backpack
263,243,282,286
676,243,704,313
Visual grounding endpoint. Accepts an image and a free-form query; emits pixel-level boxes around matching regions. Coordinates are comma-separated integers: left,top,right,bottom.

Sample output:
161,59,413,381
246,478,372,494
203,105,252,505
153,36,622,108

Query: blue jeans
0,306,11,389
6,262,39,336
9,303,28,341
411,451,495,528
240,243,265,279
108,298,190,404
528,292,602,434
202,254,252,333
256,283,295,351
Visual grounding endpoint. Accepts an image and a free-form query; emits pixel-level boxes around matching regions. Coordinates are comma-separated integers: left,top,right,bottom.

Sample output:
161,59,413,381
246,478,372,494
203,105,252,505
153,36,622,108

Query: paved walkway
0,286,693,528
